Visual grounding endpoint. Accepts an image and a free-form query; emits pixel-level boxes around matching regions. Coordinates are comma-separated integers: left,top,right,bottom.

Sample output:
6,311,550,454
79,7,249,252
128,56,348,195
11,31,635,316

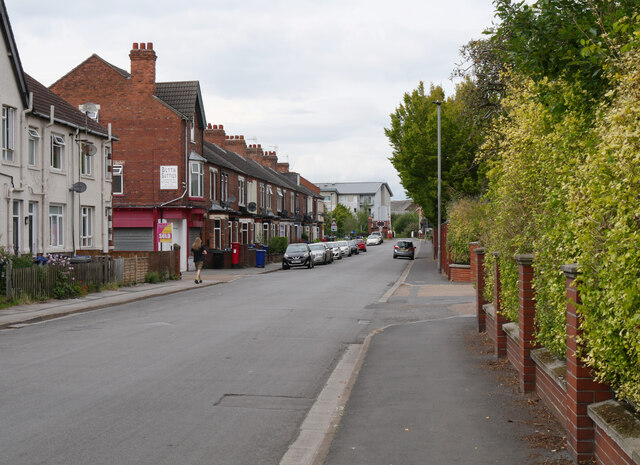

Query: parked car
393,240,415,260
336,240,351,257
348,240,359,255
283,243,314,269
371,231,384,243
309,243,333,265
326,242,342,260
356,238,367,252
366,234,383,246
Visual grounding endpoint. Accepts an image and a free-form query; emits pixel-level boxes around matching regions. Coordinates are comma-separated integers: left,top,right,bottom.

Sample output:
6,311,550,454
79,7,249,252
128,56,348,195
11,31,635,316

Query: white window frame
190,119,196,143
213,219,222,249
28,127,40,166
266,185,273,210
51,134,65,170
189,161,204,198
81,145,93,176
259,183,265,209
2,106,15,161
238,176,246,206
49,204,64,247
240,220,249,244
210,168,218,200
112,164,123,194
221,173,229,202
80,206,94,248
277,188,283,212
290,192,294,212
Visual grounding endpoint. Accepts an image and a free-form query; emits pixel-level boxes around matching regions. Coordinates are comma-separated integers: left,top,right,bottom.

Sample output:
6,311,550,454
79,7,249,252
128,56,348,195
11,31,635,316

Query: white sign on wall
160,165,178,190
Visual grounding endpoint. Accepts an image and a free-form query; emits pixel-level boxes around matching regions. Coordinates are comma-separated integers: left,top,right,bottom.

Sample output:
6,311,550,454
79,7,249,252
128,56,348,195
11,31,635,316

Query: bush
145,271,166,284
268,236,288,255
446,197,488,264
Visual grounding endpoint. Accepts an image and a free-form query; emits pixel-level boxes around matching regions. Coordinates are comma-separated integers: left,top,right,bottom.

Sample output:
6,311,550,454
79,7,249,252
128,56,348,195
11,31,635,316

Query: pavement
0,262,282,329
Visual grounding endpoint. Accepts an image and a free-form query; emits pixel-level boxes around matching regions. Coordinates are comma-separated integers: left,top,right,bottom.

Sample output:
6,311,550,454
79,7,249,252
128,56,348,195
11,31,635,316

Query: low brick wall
449,264,472,282
504,322,520,377
531,348,568,428
589,400,640,465
484,304,496,345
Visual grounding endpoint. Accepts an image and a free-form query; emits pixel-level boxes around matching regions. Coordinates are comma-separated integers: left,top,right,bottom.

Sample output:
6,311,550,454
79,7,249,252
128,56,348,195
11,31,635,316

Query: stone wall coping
560,263,580,279
588,400,640,464
503,322,519,342
515,254,534,266
473,247,485,255
449,263,471,269
531,347,567,390
491,251,500,258
469,241,481,246
483,303,495,319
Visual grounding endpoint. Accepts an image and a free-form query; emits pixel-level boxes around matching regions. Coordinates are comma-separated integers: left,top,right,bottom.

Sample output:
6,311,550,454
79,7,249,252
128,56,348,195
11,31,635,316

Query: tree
326,204,356,237
385,81,484,225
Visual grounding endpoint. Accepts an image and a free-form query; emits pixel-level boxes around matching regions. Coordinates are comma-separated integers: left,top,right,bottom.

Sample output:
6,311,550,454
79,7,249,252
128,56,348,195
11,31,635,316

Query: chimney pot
140,43,146,50
240,135,244,139
207,123,212,129
147,42,153,50
133,42,139,49
258,144,261,148
220,124,224,129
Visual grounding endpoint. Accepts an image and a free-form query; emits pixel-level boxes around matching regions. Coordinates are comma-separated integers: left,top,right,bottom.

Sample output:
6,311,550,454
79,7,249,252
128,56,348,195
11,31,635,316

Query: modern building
316,182,393,227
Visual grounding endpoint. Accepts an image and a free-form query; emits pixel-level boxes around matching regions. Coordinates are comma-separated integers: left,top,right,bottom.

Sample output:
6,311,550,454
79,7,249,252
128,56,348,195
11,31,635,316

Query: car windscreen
286,244,308,253
309,244,325,251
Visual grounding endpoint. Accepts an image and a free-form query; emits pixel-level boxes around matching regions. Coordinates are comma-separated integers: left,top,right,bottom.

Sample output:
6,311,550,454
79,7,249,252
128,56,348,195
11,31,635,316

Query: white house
0,1,113,257
315,182,393,223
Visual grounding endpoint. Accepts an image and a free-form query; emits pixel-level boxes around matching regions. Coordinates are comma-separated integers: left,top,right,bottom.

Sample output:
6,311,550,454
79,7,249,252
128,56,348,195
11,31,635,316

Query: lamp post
433,100,442,274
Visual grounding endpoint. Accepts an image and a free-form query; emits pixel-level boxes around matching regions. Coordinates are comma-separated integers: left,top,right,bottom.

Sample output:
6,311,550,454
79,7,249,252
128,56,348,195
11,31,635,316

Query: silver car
309,243,333,264
336,240,351,257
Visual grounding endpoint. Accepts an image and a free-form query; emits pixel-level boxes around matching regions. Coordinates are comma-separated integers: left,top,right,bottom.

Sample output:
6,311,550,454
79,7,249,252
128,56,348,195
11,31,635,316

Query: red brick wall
485,308,496,344
449,265,472,282
594,427,637,465
506,328,520,375
535,362,568,428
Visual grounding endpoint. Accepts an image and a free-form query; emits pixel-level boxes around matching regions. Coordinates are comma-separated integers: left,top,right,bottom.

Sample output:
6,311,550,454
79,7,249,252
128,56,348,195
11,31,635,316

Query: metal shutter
188,227,202,249
113,228,154,251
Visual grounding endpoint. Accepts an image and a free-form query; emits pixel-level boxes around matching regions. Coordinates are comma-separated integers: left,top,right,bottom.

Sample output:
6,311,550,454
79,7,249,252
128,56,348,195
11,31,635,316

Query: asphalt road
0,240,408,465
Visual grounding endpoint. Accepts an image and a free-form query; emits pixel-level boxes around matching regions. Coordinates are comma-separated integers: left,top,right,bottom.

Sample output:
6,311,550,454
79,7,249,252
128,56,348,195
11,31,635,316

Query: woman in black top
191,237,207,283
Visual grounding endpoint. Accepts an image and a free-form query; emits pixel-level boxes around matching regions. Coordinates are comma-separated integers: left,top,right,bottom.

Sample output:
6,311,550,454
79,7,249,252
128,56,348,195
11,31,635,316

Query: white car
326,242,342,260
366,234,383,246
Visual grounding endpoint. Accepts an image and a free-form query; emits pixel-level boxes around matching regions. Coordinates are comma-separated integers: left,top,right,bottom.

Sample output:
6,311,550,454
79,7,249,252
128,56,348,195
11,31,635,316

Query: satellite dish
82,142,97,156
71,182,87,193
247,202,257,212
227,195,237,203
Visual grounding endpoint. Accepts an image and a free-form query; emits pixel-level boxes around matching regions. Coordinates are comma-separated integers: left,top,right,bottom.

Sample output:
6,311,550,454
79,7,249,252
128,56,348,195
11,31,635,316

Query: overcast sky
7,0,496,200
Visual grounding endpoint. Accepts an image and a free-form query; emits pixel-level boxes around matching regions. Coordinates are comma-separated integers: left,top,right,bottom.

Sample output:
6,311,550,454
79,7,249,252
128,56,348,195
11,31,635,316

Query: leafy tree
326,204,356,237
392,212,419,238
385,81,484,225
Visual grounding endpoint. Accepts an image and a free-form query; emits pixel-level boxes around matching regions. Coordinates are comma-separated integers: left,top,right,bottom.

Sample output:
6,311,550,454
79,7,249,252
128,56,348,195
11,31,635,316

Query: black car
393,240,415,260
283,243,314,269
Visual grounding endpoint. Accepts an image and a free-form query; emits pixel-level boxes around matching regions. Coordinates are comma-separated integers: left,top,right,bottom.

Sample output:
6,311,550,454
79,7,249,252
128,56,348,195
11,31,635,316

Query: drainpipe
159,119,189,207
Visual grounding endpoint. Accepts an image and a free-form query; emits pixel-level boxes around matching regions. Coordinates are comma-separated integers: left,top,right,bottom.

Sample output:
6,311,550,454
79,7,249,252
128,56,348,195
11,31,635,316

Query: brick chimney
224,135,247,157
204,123,226,145
277,162,289,173
130,42,157,93
263,150,278,170
246,144,264,164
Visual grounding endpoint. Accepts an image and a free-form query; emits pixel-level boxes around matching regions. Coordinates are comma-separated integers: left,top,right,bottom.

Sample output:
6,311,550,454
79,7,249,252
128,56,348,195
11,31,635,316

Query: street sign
331,221,337,232
377,221,385,227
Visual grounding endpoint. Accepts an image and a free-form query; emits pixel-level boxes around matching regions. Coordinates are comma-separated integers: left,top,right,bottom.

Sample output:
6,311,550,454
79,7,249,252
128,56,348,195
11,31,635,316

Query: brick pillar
174,245,181,278
492,252,507,358
473,246,487,332
469,242,480,283
516,254,536,392
561,264,613,463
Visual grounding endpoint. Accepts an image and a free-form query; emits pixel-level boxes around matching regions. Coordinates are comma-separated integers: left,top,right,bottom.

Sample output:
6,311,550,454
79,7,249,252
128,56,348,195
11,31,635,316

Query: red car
356,238,367,252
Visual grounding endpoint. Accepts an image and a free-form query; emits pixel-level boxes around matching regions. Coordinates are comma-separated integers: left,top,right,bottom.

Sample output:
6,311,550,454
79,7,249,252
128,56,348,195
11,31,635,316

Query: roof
315,182,393,197
391,200,419,214
25,73,110,137
1,0,29,107
155,81,206,125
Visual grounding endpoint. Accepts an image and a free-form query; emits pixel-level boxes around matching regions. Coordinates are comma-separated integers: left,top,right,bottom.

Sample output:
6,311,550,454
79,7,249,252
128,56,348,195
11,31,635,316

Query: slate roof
202,141,244,172
391,200,418,214
315,182,393,197
155,81,204,121
26,73,110,137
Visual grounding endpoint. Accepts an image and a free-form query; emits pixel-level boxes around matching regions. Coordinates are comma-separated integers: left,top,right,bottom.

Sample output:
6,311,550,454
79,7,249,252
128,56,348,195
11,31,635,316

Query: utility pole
433,100,442,274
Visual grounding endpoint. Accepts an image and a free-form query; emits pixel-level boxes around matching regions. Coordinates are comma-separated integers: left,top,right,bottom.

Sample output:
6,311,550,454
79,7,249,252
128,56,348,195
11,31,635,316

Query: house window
49,204,64,247
238,177,246,206
2,106,15,161
241,221,249,244
263,222,269,243
210,169,218,200
28,128,40,166
259,183,265,209
51,134,65,170
290,192,294,212
266,185,273,210
295,194,300,213
213,219,222,249
80,206,93,248
112,164,123,194
189,161,203,198
277,188,283,212
190,119,195,143
81,145,93,176
104,147,111,174
221,173,228,201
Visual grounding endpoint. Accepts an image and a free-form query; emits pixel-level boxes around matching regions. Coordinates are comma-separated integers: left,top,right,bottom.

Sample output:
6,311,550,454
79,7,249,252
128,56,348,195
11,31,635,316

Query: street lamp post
433,100,442,274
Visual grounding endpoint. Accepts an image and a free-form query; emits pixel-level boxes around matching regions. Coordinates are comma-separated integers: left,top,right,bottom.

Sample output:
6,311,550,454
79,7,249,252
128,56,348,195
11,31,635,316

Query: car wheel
410,256,415,260
393,254,397,259
283,263,290,269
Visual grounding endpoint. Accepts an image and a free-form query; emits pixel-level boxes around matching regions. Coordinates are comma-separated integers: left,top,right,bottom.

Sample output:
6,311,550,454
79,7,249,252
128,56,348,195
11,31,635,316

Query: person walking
191,237,207,284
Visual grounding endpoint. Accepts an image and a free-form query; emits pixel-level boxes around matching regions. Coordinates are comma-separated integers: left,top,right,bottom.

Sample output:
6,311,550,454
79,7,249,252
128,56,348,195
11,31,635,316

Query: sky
7,0,497,200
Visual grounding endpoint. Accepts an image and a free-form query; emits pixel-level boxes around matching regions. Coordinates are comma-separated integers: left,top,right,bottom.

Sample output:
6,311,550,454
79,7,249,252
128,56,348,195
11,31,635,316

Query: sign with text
157,222,173,243
160,165,178,190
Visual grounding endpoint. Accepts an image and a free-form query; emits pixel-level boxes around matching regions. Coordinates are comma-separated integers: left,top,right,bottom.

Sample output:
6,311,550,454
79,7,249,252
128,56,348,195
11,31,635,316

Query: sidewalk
322,241,572,465
0,262,281,329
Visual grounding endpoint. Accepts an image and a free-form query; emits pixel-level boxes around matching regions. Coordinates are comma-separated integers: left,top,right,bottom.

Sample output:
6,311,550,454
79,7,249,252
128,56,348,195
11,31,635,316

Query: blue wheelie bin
255,249,266,268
